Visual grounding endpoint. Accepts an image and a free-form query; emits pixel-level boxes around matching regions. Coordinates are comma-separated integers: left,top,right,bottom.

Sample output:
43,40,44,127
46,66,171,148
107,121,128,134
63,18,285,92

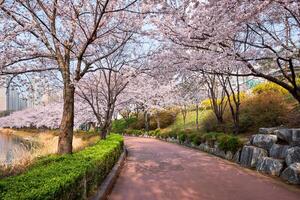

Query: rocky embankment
238,128,300,184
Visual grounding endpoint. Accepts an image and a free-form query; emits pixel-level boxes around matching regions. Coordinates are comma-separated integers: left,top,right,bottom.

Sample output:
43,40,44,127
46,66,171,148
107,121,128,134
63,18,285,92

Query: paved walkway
108,137,300,200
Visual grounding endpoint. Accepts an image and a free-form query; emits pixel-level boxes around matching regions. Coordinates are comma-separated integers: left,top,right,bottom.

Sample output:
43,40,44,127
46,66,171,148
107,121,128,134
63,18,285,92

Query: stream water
0,131,32,165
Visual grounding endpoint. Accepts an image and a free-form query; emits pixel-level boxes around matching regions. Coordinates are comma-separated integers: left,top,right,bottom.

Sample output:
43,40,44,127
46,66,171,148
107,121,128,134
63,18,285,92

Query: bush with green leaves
111,117,137,133
217,135,243,153
124,129,144,136
0,134,123,200
192,134,202,146
202,132,222,142
167,130,178,139
148,129,161,137
178,132,187,144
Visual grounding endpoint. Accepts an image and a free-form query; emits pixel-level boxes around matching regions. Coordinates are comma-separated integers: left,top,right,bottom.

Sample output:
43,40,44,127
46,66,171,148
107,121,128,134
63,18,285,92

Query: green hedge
0,134,123,200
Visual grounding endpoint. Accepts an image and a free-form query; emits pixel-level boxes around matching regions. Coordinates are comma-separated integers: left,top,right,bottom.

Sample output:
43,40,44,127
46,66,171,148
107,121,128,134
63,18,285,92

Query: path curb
90,146,127,200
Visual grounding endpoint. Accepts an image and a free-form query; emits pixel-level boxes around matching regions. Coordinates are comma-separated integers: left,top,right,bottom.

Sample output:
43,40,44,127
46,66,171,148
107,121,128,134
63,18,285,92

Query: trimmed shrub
0,134,123,200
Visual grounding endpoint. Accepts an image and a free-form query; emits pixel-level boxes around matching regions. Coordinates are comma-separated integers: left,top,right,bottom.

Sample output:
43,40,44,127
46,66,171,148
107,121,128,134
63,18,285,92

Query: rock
269,144,289,159
280,162,300,184
214,142,219,149
259,127,279,134
275,128,300,146
233,149,241,163
209,147,215,154
214,148,226,158
251,134,277,150
286,147,300,166
225,151,233,160
275,128,292,142
256,157,285,176
291,129,300,146
240,146,268,168
199,143,209,152
199,143,205,150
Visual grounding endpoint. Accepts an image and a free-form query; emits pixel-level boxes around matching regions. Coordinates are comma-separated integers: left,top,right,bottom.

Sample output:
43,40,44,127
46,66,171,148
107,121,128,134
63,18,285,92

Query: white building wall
0,88,7,111
0,87,28,112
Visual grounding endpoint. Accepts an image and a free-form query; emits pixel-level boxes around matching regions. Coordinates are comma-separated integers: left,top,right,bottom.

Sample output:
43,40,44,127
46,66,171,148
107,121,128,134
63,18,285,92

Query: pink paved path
108,137,300,200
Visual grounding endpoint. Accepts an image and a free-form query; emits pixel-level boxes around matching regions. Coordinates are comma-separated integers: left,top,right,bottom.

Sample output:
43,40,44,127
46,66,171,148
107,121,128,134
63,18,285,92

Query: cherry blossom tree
157,0,300,104
76,67,131,139
177,73,206,130
123,71,175,131
0,102,95,129
0,0,144,153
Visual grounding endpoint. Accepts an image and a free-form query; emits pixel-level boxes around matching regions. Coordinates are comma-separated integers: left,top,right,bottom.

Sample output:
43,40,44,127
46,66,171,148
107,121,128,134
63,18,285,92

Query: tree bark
100,127,108,139
57,84,75,154
156,112,160,129
181,106,187,129
144,111,149,132
196,104,199,130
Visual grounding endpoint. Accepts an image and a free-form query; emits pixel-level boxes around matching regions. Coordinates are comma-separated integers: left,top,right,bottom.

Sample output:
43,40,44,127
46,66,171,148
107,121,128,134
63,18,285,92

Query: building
0,86,27,113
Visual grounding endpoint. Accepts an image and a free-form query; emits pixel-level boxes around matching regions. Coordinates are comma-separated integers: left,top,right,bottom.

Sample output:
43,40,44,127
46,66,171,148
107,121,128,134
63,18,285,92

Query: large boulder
286,147,300,166
256,157,285,176
233,149,241,164
214,148,226,158
240,146,268,168
269,144,289,159
275,128,292,143
199,143,209,152
275,128,300,146
225,151,233,160
259,127,279,134
280,162,300,185
291,129,300,146
251,134,277,150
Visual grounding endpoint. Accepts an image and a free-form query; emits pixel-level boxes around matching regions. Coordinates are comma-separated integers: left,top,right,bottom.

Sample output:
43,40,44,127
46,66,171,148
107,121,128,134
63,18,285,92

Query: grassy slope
162,109,249,141
165,110,209,131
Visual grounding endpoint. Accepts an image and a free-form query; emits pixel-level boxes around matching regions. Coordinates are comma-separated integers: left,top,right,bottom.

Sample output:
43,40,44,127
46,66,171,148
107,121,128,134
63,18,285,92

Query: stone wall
238,128,300,185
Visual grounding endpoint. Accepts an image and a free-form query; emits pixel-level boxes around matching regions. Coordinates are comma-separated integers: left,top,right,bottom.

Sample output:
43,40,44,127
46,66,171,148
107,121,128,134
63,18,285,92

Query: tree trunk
196,104,199,130
182,110,187,129
156,112,160,129
291,91,300,105
58,84,75,154
233,106,240,135
144,111,149,132
100,128,108,139
91,123,96,133
135,106,139,119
